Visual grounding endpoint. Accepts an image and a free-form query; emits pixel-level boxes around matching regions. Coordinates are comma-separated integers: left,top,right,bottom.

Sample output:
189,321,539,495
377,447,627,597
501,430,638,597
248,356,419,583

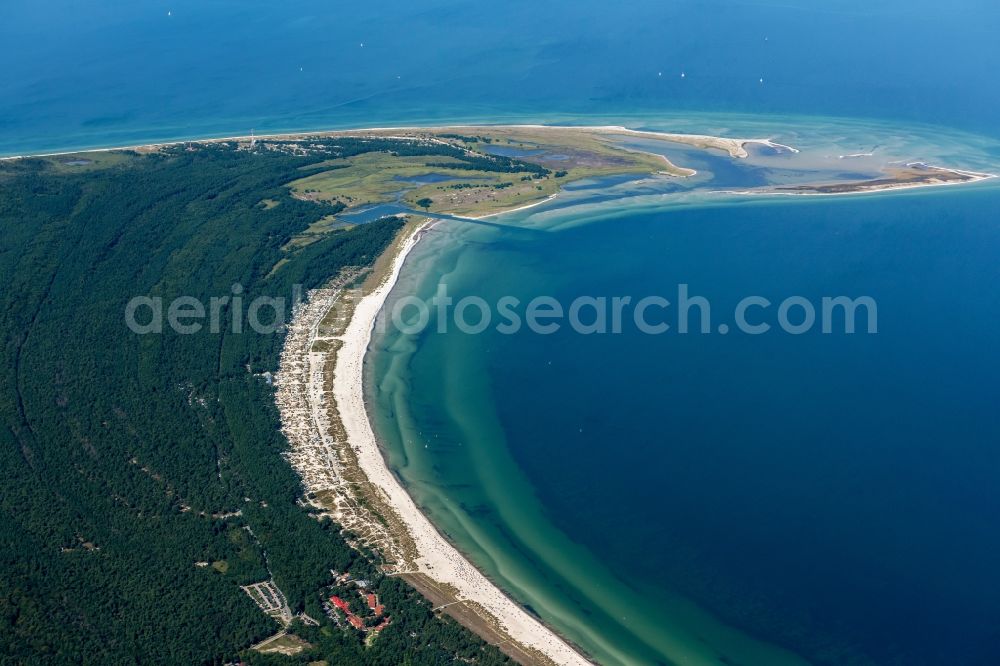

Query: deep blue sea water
372,187,1000,665
3,1,1000,154
6,2,1000,664
503,191,1000,665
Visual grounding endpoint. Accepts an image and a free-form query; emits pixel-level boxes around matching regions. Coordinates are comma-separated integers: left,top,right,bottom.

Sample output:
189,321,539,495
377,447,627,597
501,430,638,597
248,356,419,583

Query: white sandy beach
0,123,791,162
327,203,591,665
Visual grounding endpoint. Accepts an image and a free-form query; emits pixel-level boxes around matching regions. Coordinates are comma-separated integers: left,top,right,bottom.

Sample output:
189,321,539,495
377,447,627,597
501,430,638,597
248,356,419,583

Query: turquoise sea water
371,182,1000,665
6,2,1000,664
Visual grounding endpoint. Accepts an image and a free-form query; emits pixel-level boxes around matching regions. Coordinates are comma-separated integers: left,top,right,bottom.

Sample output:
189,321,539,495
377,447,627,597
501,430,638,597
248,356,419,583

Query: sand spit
724,164,997,198
581,125,799,158
1,123,787,163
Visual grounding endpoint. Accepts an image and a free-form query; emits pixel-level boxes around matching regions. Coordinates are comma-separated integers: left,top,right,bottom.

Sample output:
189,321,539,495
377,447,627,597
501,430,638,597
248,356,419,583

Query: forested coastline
0,141,513,665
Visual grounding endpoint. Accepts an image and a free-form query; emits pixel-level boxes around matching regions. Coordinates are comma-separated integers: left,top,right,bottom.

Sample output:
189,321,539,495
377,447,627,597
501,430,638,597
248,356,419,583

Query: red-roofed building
366,592,385,616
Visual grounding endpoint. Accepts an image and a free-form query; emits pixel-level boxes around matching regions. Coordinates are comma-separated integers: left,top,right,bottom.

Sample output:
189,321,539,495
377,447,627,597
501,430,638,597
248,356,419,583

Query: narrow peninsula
3,124,993,665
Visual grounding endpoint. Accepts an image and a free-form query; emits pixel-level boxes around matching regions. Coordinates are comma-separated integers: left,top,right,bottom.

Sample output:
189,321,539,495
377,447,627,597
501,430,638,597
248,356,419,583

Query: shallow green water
368,123,1000,663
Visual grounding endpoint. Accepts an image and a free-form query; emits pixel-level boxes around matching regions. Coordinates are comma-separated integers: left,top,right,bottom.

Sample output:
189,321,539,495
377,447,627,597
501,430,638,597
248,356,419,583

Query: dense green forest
0,140,513,665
